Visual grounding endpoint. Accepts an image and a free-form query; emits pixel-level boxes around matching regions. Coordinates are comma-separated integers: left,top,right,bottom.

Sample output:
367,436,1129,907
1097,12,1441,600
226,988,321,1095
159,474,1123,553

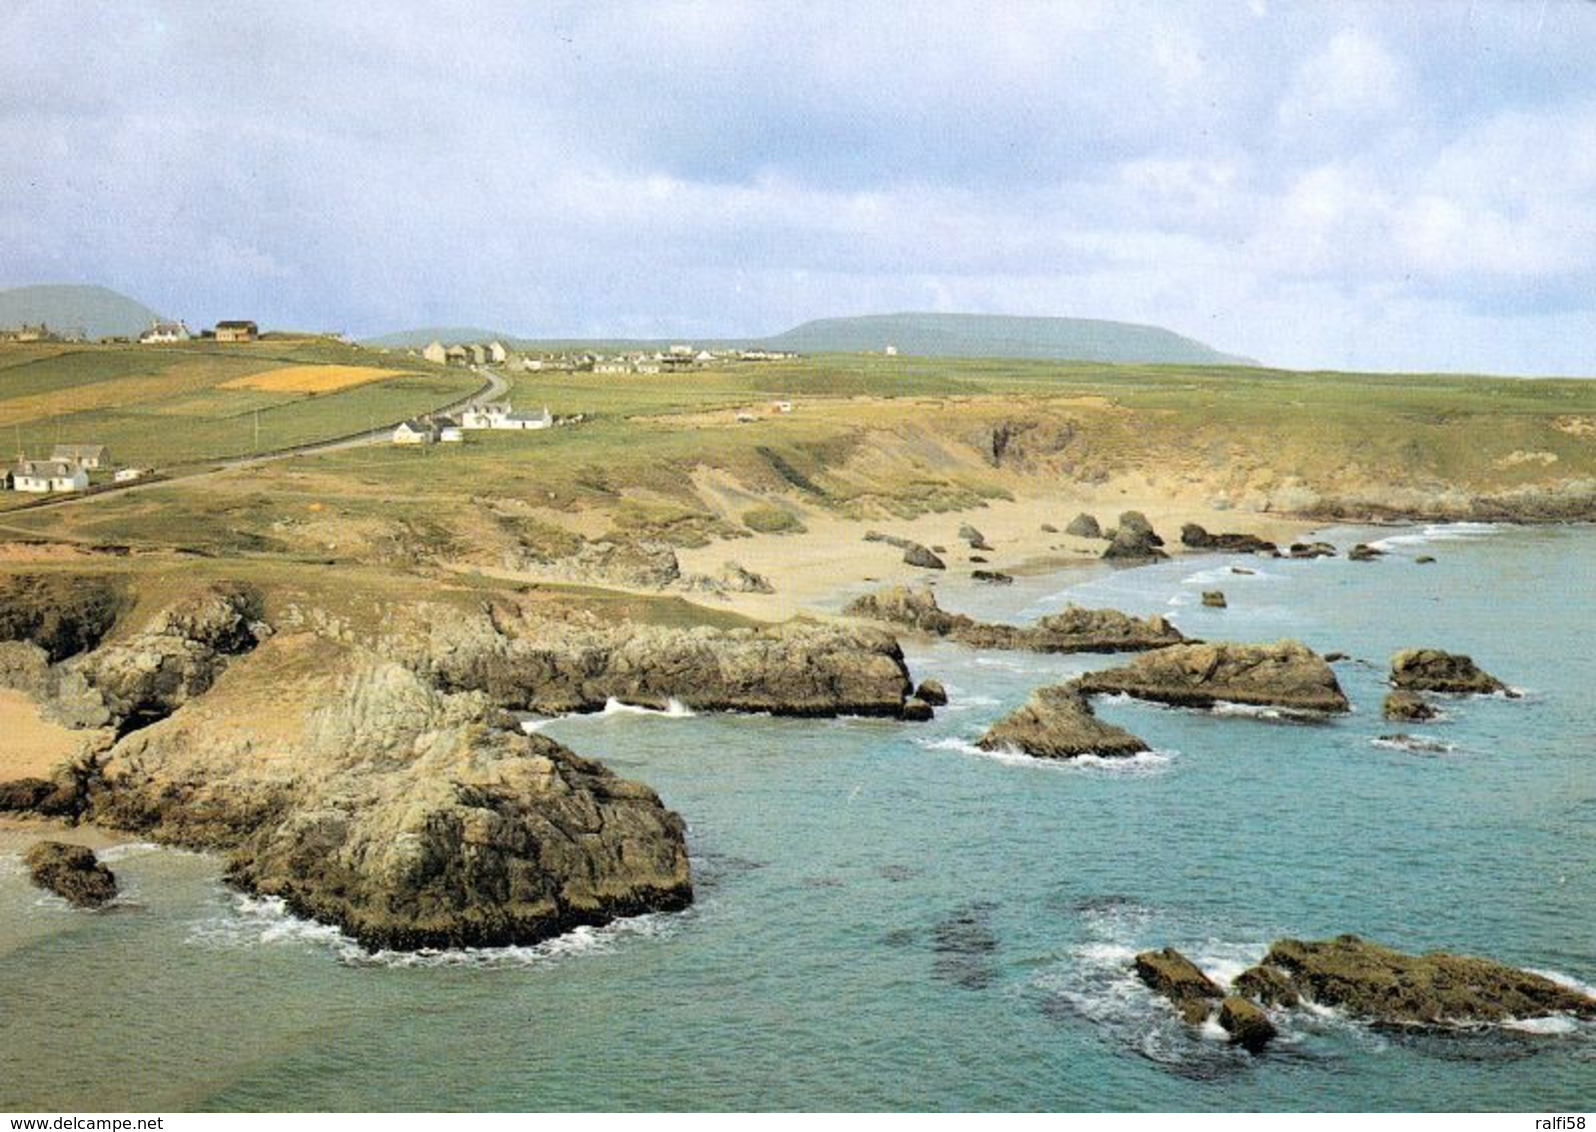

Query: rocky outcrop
1134,947,1222,1024
395,604,915,718
842,586,1183,655
979,685,1148,760
1075,640,1350,714
1180,524,1279,556
1065,513,1102,539
684,561,774,594
24,842,117,908
54,583,268,734
902,543,946,570
1201,591,1227,608
1287,541,1337,559
971,570,1012,585
1218,995,1277,1052
1348,543,1385,562
0,573,127,662
1102,511,1168,561
957,524,992,551
1382,690,1436,721
537,540,683,589
1390,649,1513,697
1234,935,1596,1027
914,679,948,706
75,635,694,950
900,697,934,722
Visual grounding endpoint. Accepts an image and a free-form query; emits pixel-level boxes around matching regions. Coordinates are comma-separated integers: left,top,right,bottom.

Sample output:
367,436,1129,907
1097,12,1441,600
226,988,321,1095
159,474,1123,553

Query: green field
4,348,1594,560
0,340,481,481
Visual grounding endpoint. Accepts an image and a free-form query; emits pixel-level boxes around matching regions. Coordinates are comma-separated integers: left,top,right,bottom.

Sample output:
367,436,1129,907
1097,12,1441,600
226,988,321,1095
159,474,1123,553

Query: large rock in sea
1382,690,1437,722
842,586,1182,654
85,634,694,951
1233,935,1596,1026
1390,649,1513,697
1075,640,1350,714
1134,947,1222,1024
1218,995,1277,1052
979,685,1149,760
24,841,117,908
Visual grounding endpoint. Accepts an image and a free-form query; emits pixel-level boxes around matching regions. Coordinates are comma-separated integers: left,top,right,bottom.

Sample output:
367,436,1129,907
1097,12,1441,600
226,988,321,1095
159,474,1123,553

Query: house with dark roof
12,459,88,493
214,320,258,343
51,443,108,469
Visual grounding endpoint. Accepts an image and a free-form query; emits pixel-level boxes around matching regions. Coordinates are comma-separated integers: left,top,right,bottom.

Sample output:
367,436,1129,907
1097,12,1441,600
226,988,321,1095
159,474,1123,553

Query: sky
3,0,1594,374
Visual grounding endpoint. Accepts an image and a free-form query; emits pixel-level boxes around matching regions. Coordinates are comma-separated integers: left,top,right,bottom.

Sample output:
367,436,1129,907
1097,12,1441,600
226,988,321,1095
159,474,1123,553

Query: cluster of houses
391,401,554,445
137,319,258,344
3,444,146,494
0,323,87,344
414,339,795,375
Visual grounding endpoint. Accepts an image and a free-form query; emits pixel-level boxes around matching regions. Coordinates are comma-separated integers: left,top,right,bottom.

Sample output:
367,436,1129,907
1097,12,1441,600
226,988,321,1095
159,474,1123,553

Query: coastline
673,482,1319,621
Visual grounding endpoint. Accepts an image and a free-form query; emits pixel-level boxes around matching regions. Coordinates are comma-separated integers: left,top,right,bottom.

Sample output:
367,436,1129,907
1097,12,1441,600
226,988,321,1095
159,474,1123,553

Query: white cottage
51,444,108,470
13,460,88,493
392,418,438,445
422,340,448,365
460,402,552,430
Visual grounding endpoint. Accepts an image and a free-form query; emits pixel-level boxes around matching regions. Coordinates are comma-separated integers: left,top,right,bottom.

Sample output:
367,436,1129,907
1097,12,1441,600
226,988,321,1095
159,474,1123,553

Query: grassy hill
0,339,480,483
761,312,1250,364
0,285,165,340
367,311,1250,365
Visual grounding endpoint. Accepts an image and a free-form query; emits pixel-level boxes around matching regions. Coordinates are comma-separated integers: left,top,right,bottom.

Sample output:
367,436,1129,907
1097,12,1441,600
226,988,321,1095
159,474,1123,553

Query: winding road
0,366,509,522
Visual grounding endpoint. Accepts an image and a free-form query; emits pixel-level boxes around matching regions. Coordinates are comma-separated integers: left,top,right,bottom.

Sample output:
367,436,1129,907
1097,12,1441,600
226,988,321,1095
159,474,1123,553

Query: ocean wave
598,697,696,718
186,891,680,970
914,735,1174,775
1209,701,1333,724
1180,565,1279,586
96,841,173,863
1368,522,1503,552
1370,734,1457,755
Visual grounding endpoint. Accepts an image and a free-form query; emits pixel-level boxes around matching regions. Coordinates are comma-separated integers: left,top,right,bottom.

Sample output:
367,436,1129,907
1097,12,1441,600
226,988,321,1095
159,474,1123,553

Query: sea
1,522,1592,1111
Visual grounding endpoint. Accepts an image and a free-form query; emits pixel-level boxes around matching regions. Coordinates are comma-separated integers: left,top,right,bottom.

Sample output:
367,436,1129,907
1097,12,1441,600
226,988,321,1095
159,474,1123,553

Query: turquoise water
1,523,1592,1111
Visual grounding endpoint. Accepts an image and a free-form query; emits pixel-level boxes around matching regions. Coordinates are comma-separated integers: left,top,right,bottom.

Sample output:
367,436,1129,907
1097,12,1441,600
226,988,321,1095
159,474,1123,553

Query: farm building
445,345,469,366
139,321,191,344
392,419,439,445
487,341,508,364
422,340,448,365
12,459,88,493
51,444,108,469
215,320,259,343
114,467,149,483
435,415,464,442
460,402,552,431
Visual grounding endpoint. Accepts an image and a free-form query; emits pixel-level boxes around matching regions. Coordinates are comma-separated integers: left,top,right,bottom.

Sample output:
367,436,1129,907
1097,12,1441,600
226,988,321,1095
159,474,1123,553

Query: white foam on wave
1528,967,1596,999
599,697,696,718
1369,734,1457,755
96,841,170,863
1180,565,1278,587
1369,522,1503,552
914,735,1174,775
1502,1015,1580,1035
186,891,680,970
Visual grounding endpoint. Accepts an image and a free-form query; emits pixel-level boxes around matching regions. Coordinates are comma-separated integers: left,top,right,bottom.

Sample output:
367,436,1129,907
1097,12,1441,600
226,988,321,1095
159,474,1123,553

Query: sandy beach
676,477,1317,620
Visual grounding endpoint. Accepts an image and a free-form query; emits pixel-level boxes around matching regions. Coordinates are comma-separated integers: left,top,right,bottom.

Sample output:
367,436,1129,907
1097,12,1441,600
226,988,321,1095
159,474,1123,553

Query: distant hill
365,327,516,349
368,311,1250,365
0,284,165,340
761,312,1250,365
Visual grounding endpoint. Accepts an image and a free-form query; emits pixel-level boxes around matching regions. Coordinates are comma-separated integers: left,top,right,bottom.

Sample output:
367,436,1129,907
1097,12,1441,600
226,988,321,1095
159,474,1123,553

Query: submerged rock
1234,935,1596,1027
978,685,1149,760
1376,733,1452,754
1065,513,1102,539
1390,649,1513,697
1134,947,1222,1024
1382,690,1437,721
24,842,117,908
1074,640,1350,714
1416,555,1437,565
1288,542,1337,559
971,570,1013,585
903,543,947,570
1218,995,1277,1052
1348,543,1385,562
900,697,935,722
843,586,1182,655
1201,591,1227,608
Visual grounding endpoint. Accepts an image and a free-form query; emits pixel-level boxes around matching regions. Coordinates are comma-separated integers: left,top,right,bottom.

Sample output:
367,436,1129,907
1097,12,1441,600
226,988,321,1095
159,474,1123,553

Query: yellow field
221,365,402,394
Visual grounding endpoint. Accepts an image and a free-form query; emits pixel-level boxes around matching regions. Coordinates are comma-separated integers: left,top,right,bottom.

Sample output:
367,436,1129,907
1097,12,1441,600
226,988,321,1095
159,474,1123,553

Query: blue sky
3,1,1594,373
